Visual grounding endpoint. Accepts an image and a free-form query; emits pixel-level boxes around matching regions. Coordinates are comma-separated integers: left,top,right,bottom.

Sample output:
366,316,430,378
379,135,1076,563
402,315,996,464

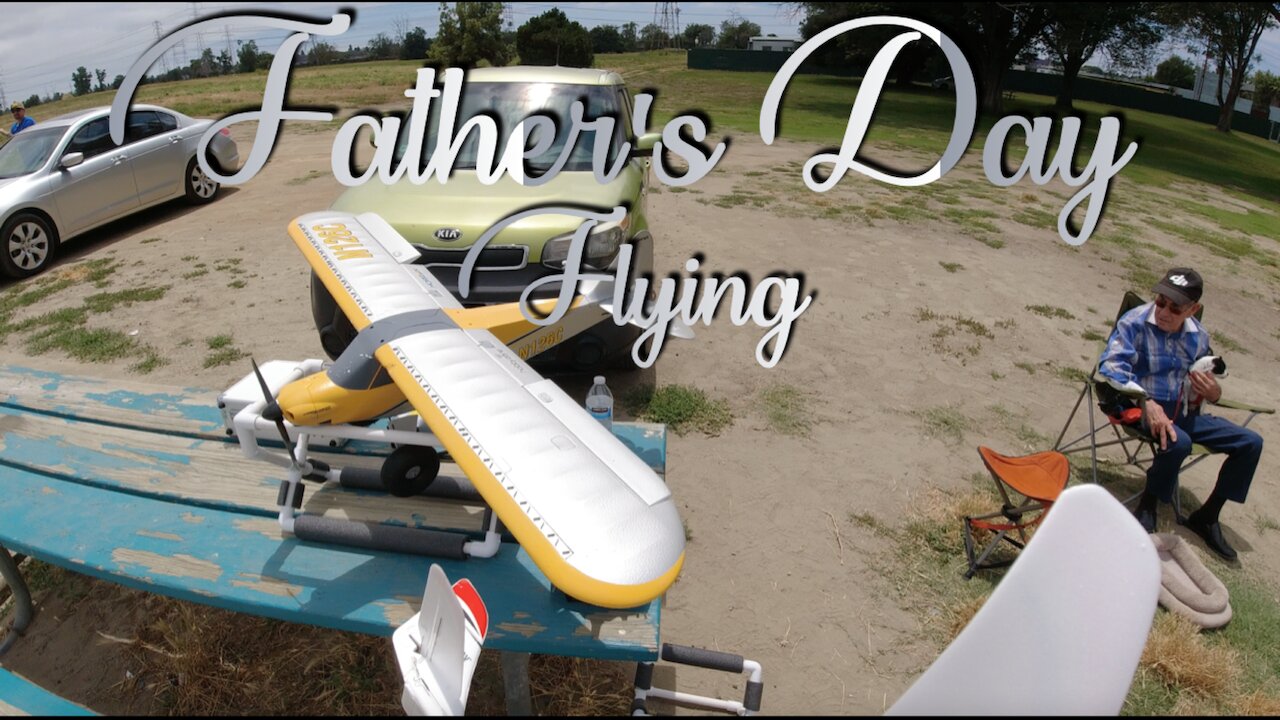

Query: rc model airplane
228,211,688,610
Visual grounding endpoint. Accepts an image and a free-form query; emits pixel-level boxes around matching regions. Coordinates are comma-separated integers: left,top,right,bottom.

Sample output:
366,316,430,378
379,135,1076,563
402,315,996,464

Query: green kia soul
311,66,660,371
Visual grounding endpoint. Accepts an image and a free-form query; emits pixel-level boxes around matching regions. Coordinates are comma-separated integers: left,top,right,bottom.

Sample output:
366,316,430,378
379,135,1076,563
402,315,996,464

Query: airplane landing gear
382,446,441,497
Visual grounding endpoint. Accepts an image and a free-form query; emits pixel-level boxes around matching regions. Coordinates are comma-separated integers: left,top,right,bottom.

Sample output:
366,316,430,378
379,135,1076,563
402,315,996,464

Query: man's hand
1144,399,1178,451
1189,370,1222,404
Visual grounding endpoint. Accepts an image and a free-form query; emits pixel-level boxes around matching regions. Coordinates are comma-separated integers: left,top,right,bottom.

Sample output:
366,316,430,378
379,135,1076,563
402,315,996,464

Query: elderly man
1098,267,1264,560
9,102,34,135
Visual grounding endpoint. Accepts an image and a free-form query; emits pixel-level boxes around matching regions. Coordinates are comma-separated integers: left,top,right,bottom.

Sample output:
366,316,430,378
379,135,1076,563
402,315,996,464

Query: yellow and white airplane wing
289,211,685,609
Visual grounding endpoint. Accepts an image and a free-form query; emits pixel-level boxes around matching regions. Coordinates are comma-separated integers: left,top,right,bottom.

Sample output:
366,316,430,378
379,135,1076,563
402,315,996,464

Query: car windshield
397,82,626,173
0,127,65,179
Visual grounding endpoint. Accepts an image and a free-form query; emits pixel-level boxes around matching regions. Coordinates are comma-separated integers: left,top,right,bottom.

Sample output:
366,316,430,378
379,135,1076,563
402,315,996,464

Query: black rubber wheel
184,157,220,204
381,446,441,497
310,271,357,360
0,212,59,279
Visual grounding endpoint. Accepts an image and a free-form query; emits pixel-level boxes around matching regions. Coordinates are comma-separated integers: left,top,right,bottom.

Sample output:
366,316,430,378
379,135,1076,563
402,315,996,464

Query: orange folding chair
963,447,1070,578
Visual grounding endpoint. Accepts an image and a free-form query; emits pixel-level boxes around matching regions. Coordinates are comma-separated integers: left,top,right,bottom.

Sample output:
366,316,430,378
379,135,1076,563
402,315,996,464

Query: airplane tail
392,564,489,716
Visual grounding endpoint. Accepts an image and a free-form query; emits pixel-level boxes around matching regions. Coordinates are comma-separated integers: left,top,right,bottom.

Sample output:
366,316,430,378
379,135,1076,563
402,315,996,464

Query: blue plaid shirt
1098,302,1212,403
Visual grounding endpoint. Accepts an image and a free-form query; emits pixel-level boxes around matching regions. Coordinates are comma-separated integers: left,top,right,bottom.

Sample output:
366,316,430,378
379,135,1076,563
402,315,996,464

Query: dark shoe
1134,505,1157,534
1186,514,1237,561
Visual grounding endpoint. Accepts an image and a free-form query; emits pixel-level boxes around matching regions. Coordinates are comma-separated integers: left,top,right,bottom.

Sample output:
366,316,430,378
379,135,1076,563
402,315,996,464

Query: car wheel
310,270,357,360
184,157,220,204
1,212,59,279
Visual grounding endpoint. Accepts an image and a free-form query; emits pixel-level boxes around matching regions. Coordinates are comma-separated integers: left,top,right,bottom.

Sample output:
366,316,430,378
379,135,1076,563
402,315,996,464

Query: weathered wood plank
0,404,485,533
0,469,660,660
0,669,96,716
0,366,667,475
0,364,226,438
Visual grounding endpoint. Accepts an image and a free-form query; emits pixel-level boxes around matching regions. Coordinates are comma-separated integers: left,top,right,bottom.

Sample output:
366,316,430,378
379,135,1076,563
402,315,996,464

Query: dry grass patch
623,384,734,437
945,595,987,642
528,656,633,715
860,480,1006,641
1139,612,1239,697
758,383,813,437
0,561,641,716
126,597,401,715
916,405,975,446
1233,689,1280,715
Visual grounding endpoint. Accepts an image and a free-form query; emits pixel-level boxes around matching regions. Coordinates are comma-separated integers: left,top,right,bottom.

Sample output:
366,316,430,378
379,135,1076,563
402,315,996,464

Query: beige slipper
1151,533,1231,629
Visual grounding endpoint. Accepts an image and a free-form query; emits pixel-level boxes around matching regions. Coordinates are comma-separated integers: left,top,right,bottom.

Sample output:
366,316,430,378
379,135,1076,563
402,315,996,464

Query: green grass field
23,51,1280,209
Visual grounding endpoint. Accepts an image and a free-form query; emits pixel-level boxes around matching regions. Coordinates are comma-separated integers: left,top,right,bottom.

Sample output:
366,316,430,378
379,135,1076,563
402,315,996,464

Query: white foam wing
887,485,1160,715
290,212,685,609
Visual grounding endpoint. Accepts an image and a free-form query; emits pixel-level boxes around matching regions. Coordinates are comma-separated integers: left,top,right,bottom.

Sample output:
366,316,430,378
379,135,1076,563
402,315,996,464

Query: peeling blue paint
2,367,665,660
0,668,95,715
102,443,192,467
83,389,223,430
2,432,140,476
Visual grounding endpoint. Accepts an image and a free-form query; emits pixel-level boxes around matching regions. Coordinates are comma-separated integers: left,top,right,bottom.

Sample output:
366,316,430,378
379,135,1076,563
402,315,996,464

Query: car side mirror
634,133,660,152
60,152,84,169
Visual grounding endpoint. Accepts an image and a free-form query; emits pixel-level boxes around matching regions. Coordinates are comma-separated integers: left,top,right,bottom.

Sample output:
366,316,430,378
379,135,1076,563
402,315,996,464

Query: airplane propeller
251,357,298,467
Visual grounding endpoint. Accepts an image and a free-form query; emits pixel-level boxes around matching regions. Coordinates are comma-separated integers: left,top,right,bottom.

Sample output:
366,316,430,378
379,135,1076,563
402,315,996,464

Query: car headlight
541,221,626,271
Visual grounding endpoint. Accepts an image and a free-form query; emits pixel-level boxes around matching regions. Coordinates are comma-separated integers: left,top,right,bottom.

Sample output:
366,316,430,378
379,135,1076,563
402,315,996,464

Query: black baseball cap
1152,267,1203,306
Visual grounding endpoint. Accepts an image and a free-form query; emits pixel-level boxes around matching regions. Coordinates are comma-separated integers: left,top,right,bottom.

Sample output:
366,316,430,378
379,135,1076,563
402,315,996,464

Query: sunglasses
1154,295,1190,314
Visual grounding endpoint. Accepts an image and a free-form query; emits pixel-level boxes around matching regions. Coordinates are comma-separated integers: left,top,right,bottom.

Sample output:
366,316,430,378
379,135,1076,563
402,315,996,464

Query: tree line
797,2,1280,133
19,1,766,109
26,2,1279,135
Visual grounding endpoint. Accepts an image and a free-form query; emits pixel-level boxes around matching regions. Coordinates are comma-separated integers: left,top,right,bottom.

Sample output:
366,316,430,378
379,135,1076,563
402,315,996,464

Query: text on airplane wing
288,212,685,609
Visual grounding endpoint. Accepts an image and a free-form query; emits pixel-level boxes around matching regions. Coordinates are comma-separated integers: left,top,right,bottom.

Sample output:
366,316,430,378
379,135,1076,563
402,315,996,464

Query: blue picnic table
0,364,667,712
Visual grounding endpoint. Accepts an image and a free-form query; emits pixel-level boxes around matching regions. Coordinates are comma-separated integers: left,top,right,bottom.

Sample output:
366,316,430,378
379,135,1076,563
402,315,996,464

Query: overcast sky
2,2,1278,108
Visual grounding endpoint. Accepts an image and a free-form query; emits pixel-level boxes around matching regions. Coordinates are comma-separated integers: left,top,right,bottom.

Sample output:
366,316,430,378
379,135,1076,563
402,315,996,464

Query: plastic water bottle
585,375,613,430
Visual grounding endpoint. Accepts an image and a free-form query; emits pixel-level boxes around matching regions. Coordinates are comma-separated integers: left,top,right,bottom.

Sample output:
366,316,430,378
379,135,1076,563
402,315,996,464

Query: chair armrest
1102,378,1149,400
1214,398,1275,414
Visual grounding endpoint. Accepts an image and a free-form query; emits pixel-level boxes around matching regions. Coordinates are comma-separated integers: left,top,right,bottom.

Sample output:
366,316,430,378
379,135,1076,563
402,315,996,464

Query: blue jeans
1144,399,1264,504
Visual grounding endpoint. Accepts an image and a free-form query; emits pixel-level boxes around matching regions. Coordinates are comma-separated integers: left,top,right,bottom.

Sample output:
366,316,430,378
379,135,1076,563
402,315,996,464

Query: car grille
412,245,528,271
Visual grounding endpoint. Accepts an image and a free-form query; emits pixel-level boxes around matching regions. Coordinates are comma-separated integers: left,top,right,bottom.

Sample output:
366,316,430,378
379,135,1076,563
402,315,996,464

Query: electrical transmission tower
154,21,170,74
654,3,680,49
192,2,210,74
503,4,514,32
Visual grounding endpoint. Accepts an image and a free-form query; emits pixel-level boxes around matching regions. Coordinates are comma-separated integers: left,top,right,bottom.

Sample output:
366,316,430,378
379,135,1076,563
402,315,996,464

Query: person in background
9,101,35,136
1097,267,1264,561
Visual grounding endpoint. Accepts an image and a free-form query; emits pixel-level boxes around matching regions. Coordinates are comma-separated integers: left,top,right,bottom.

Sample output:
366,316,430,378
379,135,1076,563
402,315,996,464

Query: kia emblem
435,228,462,242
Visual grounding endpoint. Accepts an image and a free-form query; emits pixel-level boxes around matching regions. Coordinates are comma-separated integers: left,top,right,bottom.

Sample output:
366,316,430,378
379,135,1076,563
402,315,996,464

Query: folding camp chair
962,446,1069,578
1053,291,1274,522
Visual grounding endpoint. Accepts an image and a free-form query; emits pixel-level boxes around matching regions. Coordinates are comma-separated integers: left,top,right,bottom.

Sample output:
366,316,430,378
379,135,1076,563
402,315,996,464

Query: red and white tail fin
450,577,488,643
393,565,489,716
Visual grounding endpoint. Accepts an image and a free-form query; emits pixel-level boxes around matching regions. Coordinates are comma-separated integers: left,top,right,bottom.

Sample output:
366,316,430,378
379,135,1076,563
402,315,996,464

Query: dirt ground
2,113,1279,715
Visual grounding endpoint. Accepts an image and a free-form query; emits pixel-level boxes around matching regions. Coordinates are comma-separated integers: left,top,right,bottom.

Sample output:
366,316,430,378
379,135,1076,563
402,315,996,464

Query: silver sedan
0,104,239,278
